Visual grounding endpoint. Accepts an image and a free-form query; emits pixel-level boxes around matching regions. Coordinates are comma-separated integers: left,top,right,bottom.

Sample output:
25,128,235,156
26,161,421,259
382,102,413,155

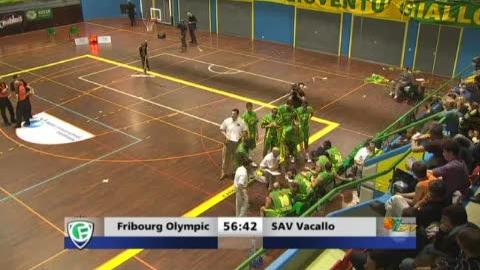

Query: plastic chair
47,27,56,40
69,25,79,39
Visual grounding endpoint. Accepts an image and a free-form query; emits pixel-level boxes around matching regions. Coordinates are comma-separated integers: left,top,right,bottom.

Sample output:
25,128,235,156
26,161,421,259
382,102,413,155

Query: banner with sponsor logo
0,11,25,36
25,8,52,21
16,112,94,145
237,0,480,27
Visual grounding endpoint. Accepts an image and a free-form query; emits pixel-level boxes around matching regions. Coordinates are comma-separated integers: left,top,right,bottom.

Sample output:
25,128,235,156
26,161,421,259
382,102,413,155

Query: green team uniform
316,170,336,192
265,188,293,217
294,173,314,201
242,111,259,146
316,155,330,169
326,147,343,172
296,106,314,146
234,141,250,167
261,113,279,156
277,104,298,159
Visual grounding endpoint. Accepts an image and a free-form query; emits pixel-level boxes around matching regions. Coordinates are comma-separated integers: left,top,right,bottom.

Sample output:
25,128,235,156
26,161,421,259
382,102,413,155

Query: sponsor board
25,8,52,22
0,12,23,29
16,112,94,145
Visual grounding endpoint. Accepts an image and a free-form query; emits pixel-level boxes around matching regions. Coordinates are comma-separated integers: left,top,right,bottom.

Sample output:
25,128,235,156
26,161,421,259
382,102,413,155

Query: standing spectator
219,108,246,181
126,0,136,27
177,20,188,53
429,139,470,200
139,41,150,74
186,11,197,45
0,82,15,126
234,157,249,217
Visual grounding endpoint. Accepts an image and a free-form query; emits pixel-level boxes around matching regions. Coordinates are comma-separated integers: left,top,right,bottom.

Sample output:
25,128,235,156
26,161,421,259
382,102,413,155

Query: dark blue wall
210,0,216,32
403,20,418,69
81,0,141,20
455,27,480,76
254,2,294,45
340,13,352,56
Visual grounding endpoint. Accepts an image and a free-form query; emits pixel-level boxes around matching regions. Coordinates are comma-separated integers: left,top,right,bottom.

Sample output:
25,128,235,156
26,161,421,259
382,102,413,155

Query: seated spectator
376,161,437,217
411,123,446,169
390,67,414,100
429,139,470,200
443,97,461,136
453,83,472,102
452,227,480,270
411,180,449,229
385,128,417,151
400,205,476,270
460,102,480,136
454,134,475,172
260,182,293,217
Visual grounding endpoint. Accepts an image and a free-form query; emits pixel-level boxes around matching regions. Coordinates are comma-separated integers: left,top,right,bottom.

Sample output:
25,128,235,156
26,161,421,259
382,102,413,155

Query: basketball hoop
145,20,155,32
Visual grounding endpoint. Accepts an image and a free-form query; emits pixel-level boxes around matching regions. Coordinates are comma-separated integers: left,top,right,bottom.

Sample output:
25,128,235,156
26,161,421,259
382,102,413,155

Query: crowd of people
218,82,357,217
0,75,34,128
348,70,480,269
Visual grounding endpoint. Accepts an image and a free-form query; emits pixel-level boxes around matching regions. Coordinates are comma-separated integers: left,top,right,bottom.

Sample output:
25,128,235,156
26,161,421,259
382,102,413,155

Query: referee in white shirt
220,108,246,181
234,157,249,217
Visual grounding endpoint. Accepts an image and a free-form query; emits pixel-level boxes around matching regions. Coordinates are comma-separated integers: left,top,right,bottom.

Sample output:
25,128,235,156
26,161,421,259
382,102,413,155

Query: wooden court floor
0,19,446,270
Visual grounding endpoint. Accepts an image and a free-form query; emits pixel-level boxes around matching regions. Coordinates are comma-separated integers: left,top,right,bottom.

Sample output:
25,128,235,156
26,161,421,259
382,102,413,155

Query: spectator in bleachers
451,227,480,270
428,139,470,200
443,97,461,136
454,134,476,172
376,161,437,217
402,205,477,270
411,123,446,169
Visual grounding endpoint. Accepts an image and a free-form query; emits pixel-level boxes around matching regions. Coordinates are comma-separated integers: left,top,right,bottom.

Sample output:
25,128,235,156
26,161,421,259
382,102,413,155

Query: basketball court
0,16,448,270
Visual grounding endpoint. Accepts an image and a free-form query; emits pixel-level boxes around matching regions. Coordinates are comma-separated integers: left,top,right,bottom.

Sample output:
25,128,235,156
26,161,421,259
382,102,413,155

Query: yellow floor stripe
0,55,89,80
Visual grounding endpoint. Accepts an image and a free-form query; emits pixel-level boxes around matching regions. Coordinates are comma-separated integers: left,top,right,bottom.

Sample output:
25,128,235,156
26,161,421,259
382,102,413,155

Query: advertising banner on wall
25,8,53,21
0,11,25,35
240,0,480,27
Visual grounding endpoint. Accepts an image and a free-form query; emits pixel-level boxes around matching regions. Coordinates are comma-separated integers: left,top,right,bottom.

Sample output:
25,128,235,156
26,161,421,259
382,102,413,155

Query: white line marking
159,53,294,85
79,76,220,127
254,93,290,112
207,64,242,75
0,140,141,203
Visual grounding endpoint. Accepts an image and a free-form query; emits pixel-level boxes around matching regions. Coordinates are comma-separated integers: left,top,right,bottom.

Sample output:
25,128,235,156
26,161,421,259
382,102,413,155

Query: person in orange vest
0,81,16,126
20,79,33,120
15,80,31,128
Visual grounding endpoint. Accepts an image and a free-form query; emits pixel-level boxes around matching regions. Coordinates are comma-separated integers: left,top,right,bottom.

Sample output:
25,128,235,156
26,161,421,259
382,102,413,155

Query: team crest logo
67,221,94,250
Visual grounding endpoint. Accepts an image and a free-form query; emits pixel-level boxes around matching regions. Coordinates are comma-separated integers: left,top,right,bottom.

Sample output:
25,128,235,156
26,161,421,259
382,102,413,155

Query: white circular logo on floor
16,112,94,145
